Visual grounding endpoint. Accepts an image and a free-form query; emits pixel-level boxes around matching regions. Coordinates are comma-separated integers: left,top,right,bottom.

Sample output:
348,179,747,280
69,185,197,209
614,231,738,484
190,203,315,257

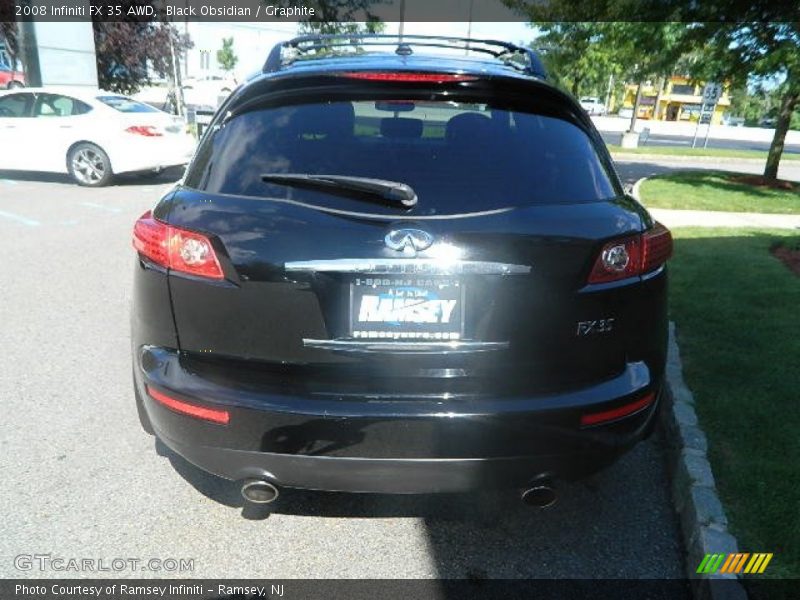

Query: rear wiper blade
260,173,417,208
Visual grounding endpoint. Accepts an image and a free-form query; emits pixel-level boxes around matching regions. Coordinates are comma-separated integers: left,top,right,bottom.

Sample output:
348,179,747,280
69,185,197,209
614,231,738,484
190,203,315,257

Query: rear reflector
580,392,655,426
587,222,673,284
125,125,163,137
132,211,224,280
146,386,230,425
341,72,478,83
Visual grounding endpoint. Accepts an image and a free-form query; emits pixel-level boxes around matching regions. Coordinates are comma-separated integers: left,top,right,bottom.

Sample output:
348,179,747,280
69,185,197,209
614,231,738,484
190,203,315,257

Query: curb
610,152,771,165
662,322,748,600
631,175,648,200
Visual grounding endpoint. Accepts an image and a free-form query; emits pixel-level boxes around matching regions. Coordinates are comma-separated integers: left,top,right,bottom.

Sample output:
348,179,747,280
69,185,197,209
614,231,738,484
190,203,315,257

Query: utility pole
604,73,614,113
398,0,405,41
170,33,185,117
465,0,474,54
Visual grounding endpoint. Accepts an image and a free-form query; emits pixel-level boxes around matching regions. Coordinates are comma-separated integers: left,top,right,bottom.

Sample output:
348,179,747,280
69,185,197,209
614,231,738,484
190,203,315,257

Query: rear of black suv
132,41,671,498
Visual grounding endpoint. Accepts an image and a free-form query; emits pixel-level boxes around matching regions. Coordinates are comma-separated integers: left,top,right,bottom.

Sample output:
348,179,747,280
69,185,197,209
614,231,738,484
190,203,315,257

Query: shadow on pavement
0,166,184,187
613,161,701,188
159,427,686,578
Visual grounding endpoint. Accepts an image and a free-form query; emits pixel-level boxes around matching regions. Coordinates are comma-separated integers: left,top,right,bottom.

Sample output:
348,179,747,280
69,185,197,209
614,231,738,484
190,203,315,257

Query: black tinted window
0,93,33,118
190,100,617,214
33,94,93,117
96,95,158,113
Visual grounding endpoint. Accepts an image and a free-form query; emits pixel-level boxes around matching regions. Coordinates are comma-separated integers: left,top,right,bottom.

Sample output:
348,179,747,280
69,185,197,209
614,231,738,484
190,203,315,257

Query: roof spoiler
263,34,547,79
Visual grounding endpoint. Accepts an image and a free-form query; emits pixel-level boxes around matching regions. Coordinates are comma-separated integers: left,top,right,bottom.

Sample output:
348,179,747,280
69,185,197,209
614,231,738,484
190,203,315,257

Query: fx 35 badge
576,318,615,336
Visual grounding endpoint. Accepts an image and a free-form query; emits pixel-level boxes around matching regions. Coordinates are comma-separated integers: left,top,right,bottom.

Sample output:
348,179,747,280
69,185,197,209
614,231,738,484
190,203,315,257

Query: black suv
132,35,671,507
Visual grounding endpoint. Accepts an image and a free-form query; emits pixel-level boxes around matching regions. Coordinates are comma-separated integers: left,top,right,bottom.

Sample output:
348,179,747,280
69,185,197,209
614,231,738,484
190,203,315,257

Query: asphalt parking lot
0,165,687,581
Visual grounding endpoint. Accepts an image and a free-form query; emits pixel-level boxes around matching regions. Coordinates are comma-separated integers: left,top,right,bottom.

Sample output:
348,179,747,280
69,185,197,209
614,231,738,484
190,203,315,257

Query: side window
0,93,33,118
34,94,92,118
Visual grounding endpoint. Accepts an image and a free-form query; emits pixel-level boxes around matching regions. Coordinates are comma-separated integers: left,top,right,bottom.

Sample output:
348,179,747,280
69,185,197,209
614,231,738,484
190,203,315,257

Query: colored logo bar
697,553,773,574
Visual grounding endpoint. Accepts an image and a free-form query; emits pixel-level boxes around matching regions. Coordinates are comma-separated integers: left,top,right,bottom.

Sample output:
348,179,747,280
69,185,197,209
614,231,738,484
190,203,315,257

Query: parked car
181,74,237,110
0,62,25,88
722,114,745,127
579,96,607,116
132,35,672,507
617,107,634,119
0,87,195,186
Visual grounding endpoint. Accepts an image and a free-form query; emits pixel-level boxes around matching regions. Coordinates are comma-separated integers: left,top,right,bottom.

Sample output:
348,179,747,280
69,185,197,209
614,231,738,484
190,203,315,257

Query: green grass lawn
639,171,800,214
608,144,800,161
669,228,800,585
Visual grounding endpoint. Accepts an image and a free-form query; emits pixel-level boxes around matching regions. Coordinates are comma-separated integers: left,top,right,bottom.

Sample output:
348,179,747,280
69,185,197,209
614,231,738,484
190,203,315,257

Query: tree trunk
764,90,799,180
628,81,643,133
571,77,581,98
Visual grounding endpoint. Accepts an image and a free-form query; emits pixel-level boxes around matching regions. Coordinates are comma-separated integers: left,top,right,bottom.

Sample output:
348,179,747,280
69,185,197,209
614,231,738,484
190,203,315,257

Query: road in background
594,115,800,155
0,166,687,581
601,131,800,155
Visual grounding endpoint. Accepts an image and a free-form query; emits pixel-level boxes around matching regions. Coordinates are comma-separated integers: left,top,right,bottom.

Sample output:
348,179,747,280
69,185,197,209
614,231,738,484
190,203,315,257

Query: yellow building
621,76,731,125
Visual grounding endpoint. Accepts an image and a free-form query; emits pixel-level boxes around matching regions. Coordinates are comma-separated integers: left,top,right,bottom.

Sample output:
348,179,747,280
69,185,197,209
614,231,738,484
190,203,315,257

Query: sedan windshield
96,96,158,113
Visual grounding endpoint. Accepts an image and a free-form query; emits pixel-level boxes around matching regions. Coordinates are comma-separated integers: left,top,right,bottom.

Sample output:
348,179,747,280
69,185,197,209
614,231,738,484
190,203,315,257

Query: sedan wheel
68,143,113,187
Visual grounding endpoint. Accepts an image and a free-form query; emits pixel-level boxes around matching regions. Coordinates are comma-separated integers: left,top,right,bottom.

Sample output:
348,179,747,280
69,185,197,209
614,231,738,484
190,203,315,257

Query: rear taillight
641,222,673,273
341,72,478,83
125,125,163,137
132,210,224,280
146,386,229,425
587,222,672,284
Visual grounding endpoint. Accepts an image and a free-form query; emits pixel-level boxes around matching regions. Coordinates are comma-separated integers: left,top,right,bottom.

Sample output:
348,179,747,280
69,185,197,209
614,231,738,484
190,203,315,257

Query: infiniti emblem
385,228,434,253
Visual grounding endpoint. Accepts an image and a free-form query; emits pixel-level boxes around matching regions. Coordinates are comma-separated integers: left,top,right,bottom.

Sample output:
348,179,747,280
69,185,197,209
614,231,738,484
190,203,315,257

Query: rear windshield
188,99,618,214
96,95,158,113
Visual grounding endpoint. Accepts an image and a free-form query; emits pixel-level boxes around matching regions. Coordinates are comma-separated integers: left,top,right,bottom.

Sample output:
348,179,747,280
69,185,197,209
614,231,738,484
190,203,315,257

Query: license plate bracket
349,277,465,340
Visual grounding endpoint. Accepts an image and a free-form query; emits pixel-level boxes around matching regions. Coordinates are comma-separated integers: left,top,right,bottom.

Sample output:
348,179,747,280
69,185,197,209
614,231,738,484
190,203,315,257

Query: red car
0,63,25,89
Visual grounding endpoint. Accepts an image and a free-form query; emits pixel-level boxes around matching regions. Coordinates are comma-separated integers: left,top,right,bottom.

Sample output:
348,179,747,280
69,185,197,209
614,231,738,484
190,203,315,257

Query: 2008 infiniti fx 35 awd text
131,35,672,508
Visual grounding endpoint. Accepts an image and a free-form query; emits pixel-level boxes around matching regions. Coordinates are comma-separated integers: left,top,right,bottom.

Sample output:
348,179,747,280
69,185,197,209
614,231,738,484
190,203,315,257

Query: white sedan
0,87,196,186
579,97,607,116
181,75,237,110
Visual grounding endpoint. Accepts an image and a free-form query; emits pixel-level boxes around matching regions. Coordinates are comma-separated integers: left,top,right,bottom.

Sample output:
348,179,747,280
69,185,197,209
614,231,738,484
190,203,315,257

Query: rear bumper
135,346,661,493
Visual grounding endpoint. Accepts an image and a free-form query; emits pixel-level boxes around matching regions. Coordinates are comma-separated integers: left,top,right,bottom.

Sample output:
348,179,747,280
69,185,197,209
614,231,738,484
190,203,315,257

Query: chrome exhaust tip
521,482,556,508
241,479,279,504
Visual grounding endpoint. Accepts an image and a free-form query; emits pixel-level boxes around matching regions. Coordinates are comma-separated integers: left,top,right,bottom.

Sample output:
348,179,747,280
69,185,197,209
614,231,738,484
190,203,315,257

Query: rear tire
7,80,24,89
67,143,113,187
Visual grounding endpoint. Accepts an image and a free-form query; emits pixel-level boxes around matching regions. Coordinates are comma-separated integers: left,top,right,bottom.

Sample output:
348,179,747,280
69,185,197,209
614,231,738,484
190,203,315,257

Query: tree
1,20,19,69
533,23,622,99
217,37,238,75
93,20,192,95
682,19,800,180
528,21,686,134
505,0,800,180
597,23,686,134
295,0,385,35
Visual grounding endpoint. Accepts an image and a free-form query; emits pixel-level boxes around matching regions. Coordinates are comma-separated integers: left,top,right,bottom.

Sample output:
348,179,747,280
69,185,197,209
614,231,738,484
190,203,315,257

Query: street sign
702,83,723,103
693,82,723,148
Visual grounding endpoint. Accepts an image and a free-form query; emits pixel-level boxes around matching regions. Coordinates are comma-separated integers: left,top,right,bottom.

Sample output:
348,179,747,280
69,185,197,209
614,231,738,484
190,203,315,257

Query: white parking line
80,202,122,213
0,210,40,226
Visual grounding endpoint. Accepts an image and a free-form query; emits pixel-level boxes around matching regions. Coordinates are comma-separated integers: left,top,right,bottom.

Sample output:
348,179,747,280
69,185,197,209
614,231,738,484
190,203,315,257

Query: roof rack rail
263,34,547,79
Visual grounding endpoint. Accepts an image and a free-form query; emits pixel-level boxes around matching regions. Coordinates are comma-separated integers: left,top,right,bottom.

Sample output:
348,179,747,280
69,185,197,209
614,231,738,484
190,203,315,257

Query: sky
185,21,538,79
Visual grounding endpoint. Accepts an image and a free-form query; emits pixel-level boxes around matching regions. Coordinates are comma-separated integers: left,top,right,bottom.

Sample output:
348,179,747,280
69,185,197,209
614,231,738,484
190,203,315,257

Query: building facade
622,76,731,125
